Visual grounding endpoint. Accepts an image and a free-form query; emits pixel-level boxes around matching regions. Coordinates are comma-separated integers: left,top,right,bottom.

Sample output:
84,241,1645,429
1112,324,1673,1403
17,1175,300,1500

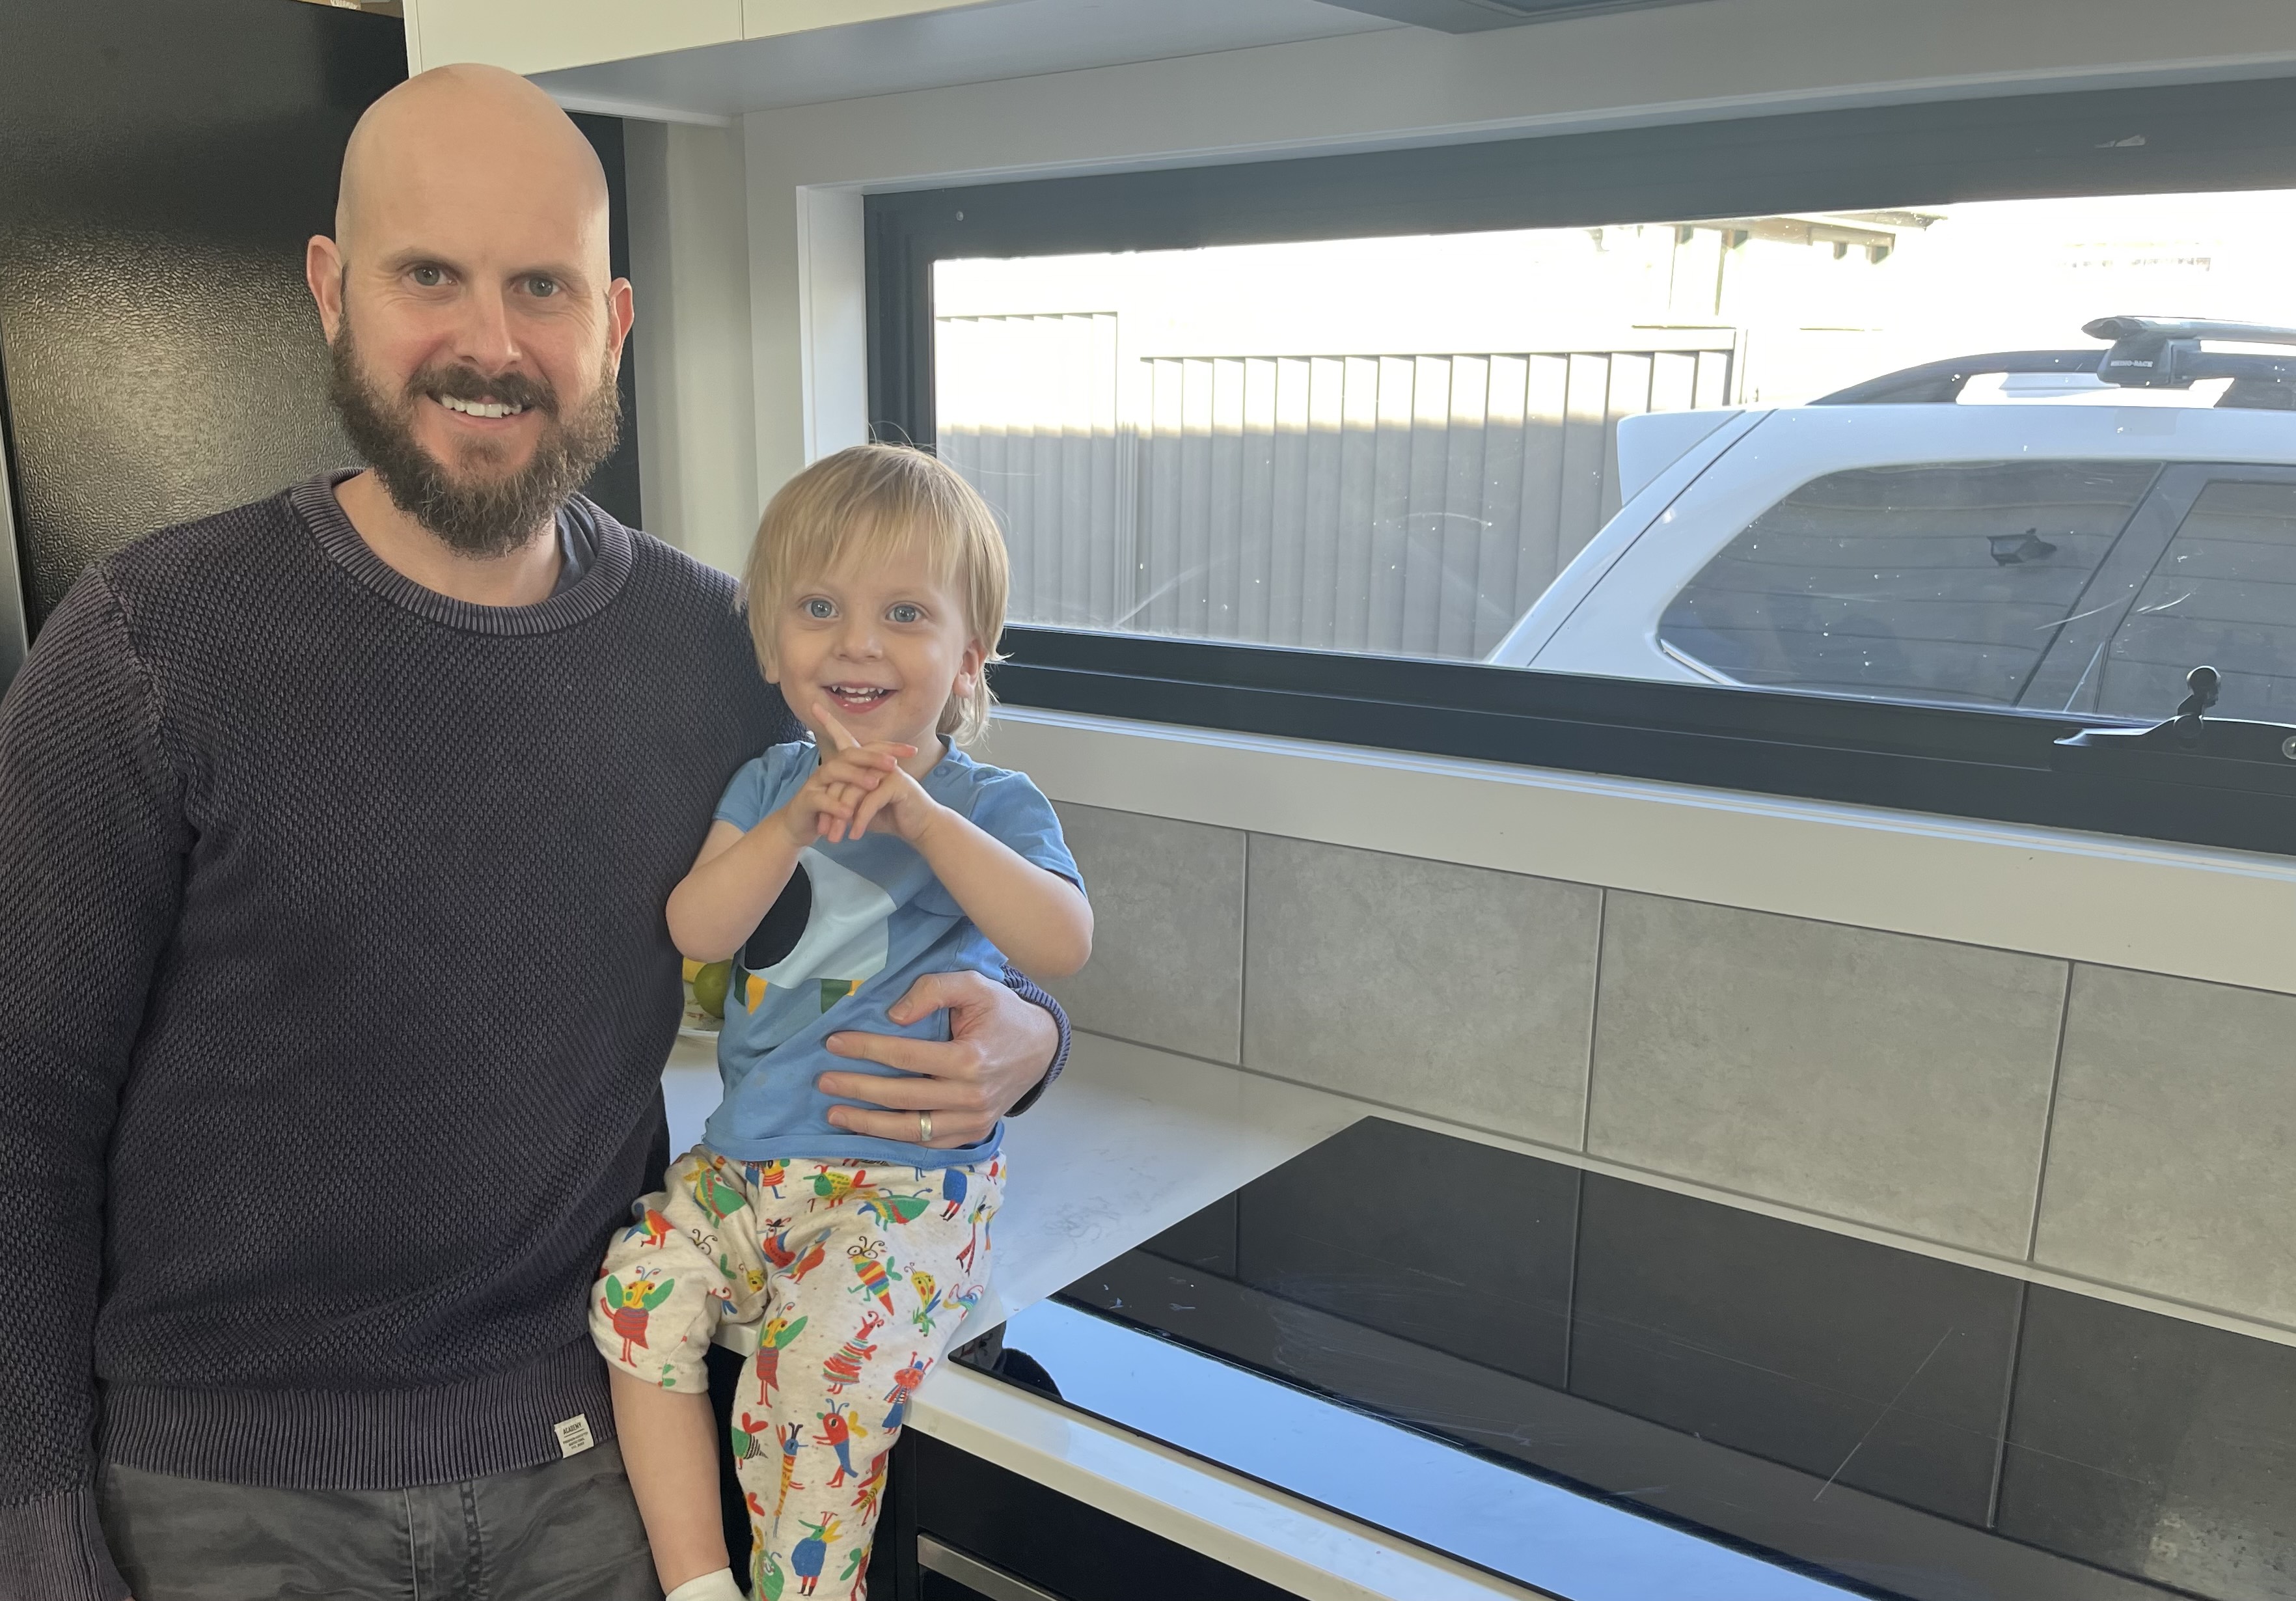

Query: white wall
623,118,758,555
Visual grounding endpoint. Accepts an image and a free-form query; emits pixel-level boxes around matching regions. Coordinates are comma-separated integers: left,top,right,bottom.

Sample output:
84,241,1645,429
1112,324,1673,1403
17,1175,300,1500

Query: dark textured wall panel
567,112,644,536
1,6,644,638
0,3,405,631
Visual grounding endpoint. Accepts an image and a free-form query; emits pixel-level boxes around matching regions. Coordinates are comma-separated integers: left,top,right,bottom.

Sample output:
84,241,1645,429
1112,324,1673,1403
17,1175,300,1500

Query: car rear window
1657,461,2162,705
2096,478,2296,722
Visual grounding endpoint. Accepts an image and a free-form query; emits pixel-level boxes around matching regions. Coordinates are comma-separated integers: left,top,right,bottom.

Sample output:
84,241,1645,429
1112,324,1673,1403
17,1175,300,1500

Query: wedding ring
918,1110,934,1143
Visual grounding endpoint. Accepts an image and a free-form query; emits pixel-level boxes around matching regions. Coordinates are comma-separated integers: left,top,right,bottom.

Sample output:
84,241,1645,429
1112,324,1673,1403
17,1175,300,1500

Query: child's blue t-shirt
702,739,1079,1170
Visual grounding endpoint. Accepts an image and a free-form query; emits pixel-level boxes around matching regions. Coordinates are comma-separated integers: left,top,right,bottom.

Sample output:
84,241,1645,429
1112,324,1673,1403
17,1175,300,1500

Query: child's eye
804,598,835,620
887,603,923,624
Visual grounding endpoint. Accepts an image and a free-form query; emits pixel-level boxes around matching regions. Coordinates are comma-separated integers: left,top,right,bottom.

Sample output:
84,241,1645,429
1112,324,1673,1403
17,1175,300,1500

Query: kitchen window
868,77,2296,855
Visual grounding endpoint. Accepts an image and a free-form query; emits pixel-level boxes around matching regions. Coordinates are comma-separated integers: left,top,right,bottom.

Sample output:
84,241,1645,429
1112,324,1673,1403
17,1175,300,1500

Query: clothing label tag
554,1414,595,1458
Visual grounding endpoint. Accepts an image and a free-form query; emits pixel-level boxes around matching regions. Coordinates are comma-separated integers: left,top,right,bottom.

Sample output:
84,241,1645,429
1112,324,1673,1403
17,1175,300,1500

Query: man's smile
435,393,528,419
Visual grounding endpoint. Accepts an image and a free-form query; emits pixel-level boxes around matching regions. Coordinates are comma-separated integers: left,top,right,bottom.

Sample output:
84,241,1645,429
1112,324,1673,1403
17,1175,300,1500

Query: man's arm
818,966,1069,1145
0,572,187,1601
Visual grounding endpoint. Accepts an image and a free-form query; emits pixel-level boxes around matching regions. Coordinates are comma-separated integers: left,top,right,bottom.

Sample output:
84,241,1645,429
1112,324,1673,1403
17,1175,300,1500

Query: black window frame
867,76,2296,858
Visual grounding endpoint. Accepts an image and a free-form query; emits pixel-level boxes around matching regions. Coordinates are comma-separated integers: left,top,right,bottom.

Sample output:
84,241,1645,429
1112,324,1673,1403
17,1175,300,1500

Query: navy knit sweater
0,480,1066,1601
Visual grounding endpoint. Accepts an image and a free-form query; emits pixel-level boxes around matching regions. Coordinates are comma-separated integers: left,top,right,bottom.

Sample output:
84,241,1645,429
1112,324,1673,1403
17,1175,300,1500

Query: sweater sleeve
0,571,186,1601
1001,962,1071,1117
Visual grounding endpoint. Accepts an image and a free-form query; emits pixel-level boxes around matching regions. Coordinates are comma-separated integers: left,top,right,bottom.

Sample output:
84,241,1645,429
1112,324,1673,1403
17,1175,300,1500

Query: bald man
0,66,1065,1601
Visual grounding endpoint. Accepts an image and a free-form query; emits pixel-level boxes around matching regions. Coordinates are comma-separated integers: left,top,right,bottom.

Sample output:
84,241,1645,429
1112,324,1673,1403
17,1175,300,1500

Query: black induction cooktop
959,1116,2296,1601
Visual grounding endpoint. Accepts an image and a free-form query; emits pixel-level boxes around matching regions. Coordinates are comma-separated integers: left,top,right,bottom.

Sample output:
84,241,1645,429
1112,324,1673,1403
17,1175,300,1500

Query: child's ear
953,637,987,698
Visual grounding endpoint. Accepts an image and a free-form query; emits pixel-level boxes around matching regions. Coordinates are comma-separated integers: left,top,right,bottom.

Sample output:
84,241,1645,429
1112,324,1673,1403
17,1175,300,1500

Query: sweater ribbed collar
290,471,635,636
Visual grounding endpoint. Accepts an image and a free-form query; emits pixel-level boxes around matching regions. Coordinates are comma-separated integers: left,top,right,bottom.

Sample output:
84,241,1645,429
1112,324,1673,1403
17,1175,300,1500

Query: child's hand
772,737,912,847
813,705,946,843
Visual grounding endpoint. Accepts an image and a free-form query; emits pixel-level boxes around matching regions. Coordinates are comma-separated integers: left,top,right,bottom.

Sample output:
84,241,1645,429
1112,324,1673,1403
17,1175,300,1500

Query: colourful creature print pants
590,1148,1004,1600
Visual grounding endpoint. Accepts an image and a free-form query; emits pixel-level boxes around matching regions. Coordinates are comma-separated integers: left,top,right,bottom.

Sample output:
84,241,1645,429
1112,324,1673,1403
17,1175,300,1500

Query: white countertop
662,1027,1361,1332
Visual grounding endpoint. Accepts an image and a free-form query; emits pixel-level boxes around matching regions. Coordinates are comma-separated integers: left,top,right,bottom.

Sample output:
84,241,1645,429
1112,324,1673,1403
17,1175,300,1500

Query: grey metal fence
938,314,1736,661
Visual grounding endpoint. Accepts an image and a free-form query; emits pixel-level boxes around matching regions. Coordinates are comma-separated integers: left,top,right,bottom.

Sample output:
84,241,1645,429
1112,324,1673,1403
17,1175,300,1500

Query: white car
1486,319,2296,725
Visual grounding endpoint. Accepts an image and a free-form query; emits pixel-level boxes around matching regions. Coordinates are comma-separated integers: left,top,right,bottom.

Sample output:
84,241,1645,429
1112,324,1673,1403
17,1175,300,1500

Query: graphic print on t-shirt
740,847,894,1022
704,739,1077,1164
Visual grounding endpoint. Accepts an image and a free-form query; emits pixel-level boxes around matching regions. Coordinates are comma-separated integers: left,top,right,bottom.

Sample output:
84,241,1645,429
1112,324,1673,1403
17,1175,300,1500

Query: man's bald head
335,64,609,273
307,62,635,560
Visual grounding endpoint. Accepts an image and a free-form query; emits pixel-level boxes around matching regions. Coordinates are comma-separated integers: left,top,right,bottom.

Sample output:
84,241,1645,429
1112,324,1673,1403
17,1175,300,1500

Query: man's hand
819,970,1058,1147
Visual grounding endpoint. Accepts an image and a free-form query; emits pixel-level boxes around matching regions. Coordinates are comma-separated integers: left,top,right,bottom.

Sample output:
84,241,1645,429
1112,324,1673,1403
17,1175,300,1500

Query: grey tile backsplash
1242,834,1599,1147
1587,893,2066,1257
1048,805,2296,1334
2033,965,2296,1330
1045,802,1245,1063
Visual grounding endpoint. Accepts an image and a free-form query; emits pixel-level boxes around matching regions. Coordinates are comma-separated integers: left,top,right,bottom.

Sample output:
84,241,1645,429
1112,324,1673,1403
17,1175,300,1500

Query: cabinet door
404,0,743,76
898,1433,1305,1601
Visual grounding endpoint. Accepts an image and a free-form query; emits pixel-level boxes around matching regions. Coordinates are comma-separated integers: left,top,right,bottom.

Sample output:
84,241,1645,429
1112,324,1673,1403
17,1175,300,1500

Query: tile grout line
1579,887,1606,1156
1235,829,1251,1074
1233,828,1252,1279
1984,1278,2030,1532
1560,1165,1586,1395
2024,963,2077,1263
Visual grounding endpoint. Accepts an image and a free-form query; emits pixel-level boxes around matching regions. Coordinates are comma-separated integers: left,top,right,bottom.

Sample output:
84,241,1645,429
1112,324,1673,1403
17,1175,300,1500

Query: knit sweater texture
0,480,1067,1601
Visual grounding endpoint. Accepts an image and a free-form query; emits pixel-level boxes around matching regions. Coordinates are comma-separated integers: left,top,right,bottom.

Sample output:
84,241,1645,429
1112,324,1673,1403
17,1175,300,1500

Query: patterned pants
590,1147,1004,1600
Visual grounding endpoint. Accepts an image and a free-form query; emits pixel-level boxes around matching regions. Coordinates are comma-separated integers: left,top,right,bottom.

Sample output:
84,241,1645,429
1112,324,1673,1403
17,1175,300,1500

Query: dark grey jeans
98,1444,662,1601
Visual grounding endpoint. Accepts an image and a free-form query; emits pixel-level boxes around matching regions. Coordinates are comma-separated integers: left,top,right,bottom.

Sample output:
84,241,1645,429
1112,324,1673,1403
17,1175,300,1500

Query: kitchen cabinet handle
916,1533,1070,1601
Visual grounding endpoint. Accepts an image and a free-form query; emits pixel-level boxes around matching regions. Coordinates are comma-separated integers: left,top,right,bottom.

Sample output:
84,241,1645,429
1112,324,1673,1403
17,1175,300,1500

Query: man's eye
526,275,560,298
804,599,836,620
410,266,445,288
888,604,922,624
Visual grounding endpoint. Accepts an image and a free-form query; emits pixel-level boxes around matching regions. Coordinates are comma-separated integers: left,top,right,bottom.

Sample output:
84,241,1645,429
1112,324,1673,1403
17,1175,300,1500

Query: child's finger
811,704,862,752
819,753,893,787
849,783,895,840
813,793,845,843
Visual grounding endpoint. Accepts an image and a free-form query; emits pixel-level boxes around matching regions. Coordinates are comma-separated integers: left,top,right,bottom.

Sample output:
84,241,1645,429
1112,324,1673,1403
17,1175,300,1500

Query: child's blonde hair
742,443,1010,747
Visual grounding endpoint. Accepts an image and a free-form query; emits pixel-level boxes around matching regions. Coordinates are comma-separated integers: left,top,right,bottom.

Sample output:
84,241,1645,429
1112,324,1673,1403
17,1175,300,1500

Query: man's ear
307,236,347,340
605,276,635,374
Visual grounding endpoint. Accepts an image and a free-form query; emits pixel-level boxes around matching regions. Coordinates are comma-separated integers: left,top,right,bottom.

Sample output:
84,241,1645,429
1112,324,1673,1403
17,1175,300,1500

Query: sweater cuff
0,1488,129,1601
1001,964,1071,1117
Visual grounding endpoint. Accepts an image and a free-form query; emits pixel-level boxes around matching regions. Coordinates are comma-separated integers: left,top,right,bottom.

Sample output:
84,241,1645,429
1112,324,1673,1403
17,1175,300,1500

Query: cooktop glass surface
961,1115,2295,1601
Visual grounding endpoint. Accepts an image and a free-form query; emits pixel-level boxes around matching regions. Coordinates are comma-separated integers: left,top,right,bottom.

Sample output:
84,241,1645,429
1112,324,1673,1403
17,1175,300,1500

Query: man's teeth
438,395,526,418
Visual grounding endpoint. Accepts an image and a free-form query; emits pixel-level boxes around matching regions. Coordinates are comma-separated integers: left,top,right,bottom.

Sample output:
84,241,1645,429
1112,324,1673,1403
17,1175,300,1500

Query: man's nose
449,284,523,377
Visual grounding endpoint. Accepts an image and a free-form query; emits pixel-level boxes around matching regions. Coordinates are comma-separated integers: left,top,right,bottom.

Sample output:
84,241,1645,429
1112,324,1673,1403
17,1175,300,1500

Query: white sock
664,1569,745,1601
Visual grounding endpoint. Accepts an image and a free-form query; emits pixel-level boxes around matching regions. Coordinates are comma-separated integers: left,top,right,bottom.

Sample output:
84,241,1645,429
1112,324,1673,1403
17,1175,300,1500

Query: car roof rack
1814,316,2296,408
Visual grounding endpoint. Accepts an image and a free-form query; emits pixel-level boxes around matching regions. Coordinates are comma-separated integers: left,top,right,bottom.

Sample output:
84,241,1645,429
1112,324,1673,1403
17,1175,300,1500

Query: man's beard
327,316,623,560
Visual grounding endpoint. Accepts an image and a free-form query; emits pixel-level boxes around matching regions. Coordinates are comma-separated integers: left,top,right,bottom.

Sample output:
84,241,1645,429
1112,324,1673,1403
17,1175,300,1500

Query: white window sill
979,705,2296,998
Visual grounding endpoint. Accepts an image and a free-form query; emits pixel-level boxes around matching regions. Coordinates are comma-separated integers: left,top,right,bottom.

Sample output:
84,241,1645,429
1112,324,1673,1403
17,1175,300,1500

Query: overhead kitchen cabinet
402,0,999,76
